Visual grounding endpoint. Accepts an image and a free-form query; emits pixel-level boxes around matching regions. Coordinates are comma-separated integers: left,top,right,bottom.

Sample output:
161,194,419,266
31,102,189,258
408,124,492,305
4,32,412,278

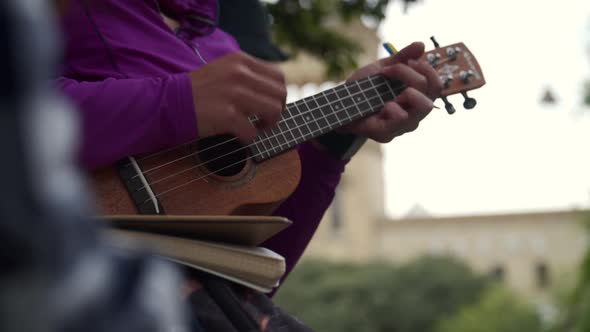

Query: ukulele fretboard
250,75,402,161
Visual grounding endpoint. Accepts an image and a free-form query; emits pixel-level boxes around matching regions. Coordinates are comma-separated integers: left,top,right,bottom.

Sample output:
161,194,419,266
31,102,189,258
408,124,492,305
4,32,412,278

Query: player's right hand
189,52,287,144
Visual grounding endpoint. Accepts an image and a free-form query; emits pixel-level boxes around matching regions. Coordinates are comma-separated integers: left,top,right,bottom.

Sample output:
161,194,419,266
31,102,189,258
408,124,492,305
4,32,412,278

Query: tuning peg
427,52,441,66
441,74,453,88
441,96,456,114
446,47,460,61
430,36,440,49
461,92,477,109
459,70,474,83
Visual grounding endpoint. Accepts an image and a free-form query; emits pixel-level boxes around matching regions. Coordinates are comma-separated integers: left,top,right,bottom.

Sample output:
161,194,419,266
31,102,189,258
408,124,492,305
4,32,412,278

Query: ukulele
92,41,485,216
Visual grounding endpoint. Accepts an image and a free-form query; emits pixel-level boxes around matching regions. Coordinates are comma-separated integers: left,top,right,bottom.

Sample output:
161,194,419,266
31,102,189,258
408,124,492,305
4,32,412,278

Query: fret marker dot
335,105,340,109
356,97,362,102
305,116,311,121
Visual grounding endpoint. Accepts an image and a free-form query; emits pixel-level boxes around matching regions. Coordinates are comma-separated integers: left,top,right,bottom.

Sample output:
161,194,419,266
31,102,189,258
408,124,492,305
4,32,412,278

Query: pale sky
380,0,590,217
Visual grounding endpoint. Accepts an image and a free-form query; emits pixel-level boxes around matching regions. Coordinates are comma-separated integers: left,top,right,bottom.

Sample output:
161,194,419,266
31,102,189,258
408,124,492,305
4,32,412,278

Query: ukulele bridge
117,157,163,214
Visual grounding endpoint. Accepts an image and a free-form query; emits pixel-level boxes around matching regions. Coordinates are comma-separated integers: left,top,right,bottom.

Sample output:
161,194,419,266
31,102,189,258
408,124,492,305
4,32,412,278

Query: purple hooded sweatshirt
55,0,347,285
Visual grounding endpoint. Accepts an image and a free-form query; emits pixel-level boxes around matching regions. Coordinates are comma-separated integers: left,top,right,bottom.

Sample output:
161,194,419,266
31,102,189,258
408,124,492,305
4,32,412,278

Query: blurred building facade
308,208,587,301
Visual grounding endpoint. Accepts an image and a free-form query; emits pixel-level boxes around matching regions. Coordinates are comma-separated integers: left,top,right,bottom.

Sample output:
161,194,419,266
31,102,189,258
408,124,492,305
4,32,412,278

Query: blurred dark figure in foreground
0,1,191,331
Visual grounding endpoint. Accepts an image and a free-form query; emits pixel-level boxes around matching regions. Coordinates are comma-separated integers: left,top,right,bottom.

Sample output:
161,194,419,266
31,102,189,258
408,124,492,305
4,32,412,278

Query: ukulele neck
250,75,403,162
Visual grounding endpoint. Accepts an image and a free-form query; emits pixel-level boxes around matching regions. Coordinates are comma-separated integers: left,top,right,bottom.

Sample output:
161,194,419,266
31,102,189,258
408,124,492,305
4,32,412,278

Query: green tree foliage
550,215,590,332
274,255,488,332
266,0,417,79
436,286,542,332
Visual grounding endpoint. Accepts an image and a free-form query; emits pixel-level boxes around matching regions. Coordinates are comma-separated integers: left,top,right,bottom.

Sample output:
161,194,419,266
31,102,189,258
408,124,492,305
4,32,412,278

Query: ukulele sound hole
195,135,248,177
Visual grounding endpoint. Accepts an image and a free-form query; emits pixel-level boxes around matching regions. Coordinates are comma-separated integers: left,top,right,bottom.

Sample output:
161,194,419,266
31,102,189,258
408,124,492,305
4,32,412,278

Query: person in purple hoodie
54,0,441,287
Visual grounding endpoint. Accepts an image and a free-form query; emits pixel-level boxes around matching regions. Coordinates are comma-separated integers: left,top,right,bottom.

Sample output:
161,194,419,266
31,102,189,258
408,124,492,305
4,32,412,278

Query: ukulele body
92,147,301,216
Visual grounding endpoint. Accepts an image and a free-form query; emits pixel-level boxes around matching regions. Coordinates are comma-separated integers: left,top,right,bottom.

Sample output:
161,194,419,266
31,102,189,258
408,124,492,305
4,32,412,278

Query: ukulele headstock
421,38,486,114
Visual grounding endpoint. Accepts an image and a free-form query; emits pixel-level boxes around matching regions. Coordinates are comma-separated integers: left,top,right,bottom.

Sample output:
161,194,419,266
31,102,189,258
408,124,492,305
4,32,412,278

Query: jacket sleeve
54,73,197,170
265,142,348,285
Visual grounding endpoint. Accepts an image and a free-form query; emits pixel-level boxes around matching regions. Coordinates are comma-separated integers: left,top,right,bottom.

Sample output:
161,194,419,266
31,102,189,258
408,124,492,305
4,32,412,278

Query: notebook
100,215,291,293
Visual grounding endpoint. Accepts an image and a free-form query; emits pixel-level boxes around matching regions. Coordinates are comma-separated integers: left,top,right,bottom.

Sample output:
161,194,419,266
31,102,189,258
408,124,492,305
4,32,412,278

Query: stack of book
102,215,291,293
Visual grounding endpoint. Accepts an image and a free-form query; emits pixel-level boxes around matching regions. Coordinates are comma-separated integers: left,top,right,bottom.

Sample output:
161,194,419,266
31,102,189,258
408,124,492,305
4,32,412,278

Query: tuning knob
430,36,440,49
459,70,474,83
427,53,441,66
461,92,477,109
440,74,453,88
446,47,460,61
441,96,456,114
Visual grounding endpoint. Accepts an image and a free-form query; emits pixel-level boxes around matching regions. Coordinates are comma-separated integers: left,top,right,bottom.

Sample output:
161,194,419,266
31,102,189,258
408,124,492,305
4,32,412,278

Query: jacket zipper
156,3,209,65
189,42,208,64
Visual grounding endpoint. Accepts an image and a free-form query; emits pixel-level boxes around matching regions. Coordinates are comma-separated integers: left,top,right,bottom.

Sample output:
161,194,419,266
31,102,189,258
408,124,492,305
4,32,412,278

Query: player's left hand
342,42,443,143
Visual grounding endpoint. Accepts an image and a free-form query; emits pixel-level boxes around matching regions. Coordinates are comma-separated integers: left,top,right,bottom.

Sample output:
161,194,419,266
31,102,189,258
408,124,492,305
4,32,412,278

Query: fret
270,127,287,149
329,91,349,124
315,88,350,133
305,96,329,130
264,132,278,157
277,118,296,145
314,92,329,109
320,90,343,128
285,105,308,141
257,132,274,158
360,78,384,108
343,100,358,121
383,78,398,100
290,103,313,140
250,137,263,159
351,80,374,112
343,83,364,120
334,85,349,100
268,130,282,153
371,76,397,101
334,86,355,122
252,136,266,160
255,115,300,161
361,79,387,112
248,114,259,124
297,100,321,135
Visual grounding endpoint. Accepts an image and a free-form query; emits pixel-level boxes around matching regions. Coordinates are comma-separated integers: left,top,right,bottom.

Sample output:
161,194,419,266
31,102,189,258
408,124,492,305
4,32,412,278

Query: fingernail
408,59,418,66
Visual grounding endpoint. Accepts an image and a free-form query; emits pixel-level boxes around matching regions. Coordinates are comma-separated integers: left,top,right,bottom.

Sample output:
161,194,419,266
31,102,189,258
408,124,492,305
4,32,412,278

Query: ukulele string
132,114,261,164
131,57,444,166
132,78,396,168
150,87,391,199
132,138,230,164
135,80,387,178
139,81,403,189
133,117,268,166
134,121,256,179
135,77,395,179
139,84,407,202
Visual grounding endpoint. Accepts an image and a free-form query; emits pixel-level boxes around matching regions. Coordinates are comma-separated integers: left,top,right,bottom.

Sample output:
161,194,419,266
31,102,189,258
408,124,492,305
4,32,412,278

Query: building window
490,265,505,282
428,240,445,255
536,262,550,288
504,234,521,253
531,237,546,255
476,238,492,256
451,239,467,257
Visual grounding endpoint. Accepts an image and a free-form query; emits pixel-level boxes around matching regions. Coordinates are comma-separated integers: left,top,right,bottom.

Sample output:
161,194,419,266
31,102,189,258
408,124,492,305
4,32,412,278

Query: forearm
55,74,196,170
